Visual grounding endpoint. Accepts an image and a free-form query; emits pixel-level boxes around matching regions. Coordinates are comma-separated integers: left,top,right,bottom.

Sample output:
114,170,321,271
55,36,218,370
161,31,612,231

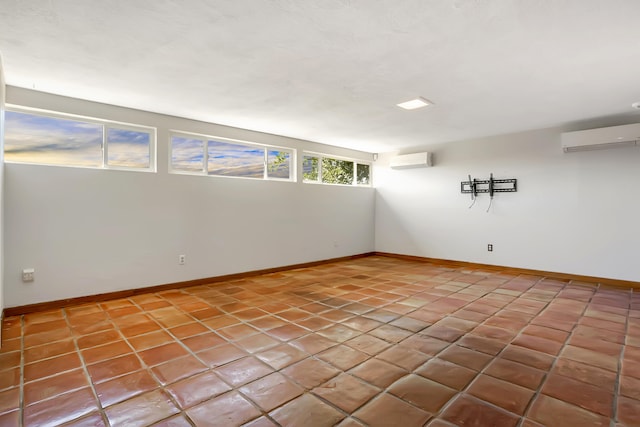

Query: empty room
1,1,640,426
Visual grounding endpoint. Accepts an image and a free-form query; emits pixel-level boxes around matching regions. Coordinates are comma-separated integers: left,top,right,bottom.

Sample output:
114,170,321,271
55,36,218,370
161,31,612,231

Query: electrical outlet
22,268,35,282
487,244,493,252
178,254,186,265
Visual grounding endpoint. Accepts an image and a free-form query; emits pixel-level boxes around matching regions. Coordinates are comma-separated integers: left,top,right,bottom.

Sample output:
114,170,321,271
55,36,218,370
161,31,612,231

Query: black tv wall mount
461,174,517,196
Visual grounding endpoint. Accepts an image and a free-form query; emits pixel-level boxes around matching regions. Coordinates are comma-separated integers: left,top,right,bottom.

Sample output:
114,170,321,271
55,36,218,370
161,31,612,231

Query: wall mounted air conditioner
389,152,432,169
561,123,640,153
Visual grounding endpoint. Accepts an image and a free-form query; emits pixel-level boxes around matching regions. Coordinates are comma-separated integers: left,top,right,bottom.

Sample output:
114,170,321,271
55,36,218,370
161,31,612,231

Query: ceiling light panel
397,97,433,110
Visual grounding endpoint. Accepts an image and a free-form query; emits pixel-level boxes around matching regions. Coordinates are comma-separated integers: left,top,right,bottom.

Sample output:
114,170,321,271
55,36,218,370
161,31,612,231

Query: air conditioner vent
561,123,640,153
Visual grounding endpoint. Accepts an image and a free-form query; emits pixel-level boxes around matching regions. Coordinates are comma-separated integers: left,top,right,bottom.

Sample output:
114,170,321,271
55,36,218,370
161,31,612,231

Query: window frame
169,130,296,182
4,105,157,172
302,151,372,187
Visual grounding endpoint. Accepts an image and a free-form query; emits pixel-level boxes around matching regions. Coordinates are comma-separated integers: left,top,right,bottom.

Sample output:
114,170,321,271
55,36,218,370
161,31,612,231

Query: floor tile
24,387,99,426
282,357,341,389
375,345,429,371
86,353,142,384
24,352,82,382
617,395,640,426
541,373,613,417
560,345,618,372
138,342,189,367
81,340,131,365
438,345,493,371
23,368,89,406
440,394,520,427
415,358,477,390
317,344,369,370
501,344,555,370
196,343,247,367
94,369,159,408
527,394,609,427
353,393,431,426
551,357,617,390
345,334,392,355
165,371,231,409
0,388,19,415
181,332,226,353
467,374,534,415
313,373,379,413
399,334,450,355
484,357,546,390
388,374,456,413
234,333,280,353
349,358,407,388
290,333,337,354
214,356,273,387
24,338,76,364
240,372,303,411
270,393,345,427
150,355,208,385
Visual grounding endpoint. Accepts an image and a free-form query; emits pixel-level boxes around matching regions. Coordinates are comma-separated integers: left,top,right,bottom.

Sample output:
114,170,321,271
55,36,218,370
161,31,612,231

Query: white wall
4,87,375,307
375,127,640,282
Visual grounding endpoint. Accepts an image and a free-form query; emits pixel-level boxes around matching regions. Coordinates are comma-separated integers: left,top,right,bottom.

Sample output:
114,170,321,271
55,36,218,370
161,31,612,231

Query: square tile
290,333,336,354
282,357,340,389
150,355,208,385
24,388,99,427
467,374,534,415
270,393,345,427
440,394,519,427
541,373,613,417
313,373,379,412
345,334,391,355
24,369,89,406
353,393,431,426
484,357,545,390
166,371,231,409
349,358,407,388
415,358,477,390
240,372,303,411
317,345,370,370
186,391,260,426
528,394,609,427
94,369,159,408
438,345,492,371
388,374,456,413
196,343,247,367
214,356,273,387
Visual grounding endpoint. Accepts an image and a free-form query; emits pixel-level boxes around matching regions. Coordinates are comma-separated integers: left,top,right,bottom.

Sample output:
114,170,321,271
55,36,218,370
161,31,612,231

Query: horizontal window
303,153,371,186
170,132,294,181
3,107,155,171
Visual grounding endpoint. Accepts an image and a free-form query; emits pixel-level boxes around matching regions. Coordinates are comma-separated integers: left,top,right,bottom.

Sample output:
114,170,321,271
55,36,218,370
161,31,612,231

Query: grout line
610,287,632,427
62,306,110,427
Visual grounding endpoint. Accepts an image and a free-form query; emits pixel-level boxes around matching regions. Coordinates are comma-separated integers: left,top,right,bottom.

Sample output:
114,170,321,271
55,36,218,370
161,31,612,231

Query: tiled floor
1,255,640,426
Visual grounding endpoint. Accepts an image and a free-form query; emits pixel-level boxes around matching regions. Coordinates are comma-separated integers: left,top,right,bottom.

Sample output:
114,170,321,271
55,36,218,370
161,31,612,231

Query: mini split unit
389,152,432,169
561,123,640,153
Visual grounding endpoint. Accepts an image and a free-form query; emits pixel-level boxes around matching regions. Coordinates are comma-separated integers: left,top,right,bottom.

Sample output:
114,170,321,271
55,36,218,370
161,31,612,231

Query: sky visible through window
208,140,264,178
4,110,152,169
171,135,292,180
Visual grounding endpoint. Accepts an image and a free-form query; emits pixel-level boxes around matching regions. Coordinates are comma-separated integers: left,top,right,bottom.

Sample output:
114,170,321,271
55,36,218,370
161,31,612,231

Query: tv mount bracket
460,175,517,196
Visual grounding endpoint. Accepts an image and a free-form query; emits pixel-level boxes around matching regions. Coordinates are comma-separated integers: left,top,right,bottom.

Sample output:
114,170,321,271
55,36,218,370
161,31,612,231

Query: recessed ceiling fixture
397,97,433,110
632,101,640,110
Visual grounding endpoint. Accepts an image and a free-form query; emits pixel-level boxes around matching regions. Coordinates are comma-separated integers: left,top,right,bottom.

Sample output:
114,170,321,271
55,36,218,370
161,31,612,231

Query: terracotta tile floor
1,256,640,426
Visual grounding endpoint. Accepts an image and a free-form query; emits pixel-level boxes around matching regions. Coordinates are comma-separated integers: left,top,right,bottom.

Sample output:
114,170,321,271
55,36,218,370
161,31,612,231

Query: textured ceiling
1,0,640,153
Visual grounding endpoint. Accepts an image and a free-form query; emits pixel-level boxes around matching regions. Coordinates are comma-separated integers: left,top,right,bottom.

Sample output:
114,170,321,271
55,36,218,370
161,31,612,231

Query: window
303,153,371,186
3,107,155,171
171,132,294,181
